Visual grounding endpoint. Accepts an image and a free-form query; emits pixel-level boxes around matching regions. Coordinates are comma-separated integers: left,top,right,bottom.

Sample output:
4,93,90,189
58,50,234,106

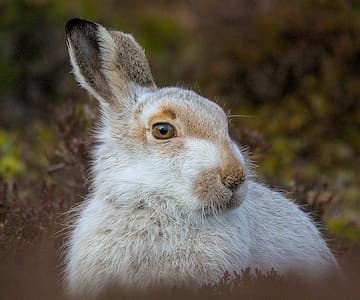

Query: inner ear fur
65,18,156,109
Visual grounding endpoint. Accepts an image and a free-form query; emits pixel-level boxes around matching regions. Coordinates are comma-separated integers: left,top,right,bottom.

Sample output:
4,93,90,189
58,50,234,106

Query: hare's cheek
173,139,219,209
181,139,221,182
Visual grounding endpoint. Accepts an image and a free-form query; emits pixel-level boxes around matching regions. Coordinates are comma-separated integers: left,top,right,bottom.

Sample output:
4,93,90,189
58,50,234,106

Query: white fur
64,21,339,298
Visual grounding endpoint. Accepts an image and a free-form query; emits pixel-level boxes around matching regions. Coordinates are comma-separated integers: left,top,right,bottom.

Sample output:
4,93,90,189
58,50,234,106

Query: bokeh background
0,0,359,297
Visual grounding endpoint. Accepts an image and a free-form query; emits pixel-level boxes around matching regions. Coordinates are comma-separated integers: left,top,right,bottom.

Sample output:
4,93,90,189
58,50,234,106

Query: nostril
222,171,245,191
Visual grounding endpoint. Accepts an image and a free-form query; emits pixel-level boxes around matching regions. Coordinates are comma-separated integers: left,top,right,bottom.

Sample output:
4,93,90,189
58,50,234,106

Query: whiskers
227,113,256,124
200,197,227,220
228,114,256,118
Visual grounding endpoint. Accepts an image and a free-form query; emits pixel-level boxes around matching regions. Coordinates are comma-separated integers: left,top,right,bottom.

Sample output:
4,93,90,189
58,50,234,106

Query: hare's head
65,18,250,216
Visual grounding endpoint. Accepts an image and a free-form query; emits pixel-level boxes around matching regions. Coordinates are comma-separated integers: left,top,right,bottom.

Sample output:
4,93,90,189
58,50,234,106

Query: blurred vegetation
0,0,359,251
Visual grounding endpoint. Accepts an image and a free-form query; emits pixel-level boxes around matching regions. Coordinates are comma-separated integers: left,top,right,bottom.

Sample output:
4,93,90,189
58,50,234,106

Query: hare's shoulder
242,181,337,271
245,181,308,219
244,180,319,236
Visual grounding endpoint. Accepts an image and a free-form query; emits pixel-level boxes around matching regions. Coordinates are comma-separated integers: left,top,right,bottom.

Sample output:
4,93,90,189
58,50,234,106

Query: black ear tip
65,18,97,35
65,18,84,34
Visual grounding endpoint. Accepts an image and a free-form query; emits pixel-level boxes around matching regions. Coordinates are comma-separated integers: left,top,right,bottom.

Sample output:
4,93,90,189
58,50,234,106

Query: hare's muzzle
192,140,247,213
193,164,246,213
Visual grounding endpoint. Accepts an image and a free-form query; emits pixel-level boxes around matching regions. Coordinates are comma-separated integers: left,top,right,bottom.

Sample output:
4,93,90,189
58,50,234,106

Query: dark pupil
158,124,169,135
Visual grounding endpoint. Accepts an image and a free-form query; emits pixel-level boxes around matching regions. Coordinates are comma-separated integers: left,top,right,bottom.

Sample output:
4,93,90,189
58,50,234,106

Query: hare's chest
72,204,252,288
103,224,235,286
105,216,250,283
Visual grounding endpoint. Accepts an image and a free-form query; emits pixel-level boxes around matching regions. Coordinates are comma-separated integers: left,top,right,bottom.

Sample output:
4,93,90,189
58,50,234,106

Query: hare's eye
152,122,176,140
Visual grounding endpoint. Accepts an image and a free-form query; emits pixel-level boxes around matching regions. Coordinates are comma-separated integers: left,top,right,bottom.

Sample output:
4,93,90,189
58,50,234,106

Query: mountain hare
64,18,338,297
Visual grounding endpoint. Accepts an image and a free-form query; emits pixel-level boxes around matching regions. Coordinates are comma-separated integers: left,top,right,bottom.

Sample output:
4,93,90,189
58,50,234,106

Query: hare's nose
220,141,246,191
221,166,245,191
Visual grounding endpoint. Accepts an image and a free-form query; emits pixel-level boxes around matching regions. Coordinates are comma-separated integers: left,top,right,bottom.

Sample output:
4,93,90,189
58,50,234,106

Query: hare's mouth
202,193,241,215
200,181,248,216
224,195,240,209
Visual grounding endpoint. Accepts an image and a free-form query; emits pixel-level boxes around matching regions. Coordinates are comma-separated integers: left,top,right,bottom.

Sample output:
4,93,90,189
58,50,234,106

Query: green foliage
327,218,360,242
137,16,184,54
0,130,25,180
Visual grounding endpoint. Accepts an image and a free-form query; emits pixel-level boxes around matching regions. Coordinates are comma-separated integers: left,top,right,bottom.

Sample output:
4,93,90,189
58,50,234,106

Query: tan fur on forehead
149,109,176,123
166,104,228,144
138,88,229,141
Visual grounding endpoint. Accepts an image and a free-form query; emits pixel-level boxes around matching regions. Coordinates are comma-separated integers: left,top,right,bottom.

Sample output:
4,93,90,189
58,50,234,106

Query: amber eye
152,122,176,139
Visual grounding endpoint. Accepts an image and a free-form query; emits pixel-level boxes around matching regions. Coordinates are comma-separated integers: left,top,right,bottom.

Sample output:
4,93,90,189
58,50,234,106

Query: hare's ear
65,18,156,110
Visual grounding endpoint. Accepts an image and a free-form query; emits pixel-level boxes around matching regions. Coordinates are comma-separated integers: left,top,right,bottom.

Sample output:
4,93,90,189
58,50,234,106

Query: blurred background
0,0,359,271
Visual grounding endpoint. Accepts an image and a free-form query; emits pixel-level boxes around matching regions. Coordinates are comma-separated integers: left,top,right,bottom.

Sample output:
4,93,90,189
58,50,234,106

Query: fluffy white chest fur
64,18,338,297
66,180,337,295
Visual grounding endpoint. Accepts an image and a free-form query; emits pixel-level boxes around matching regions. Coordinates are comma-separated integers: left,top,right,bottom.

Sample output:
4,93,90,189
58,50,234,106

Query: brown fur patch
148,100,228,143
132,89,229,150
149,109,177,122
193,168,232,207
148,110,178,136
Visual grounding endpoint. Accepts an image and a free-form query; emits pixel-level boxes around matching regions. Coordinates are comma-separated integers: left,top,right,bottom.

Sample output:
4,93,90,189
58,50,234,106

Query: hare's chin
223,181,248,211
201,180,249,215
202,193,242,215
